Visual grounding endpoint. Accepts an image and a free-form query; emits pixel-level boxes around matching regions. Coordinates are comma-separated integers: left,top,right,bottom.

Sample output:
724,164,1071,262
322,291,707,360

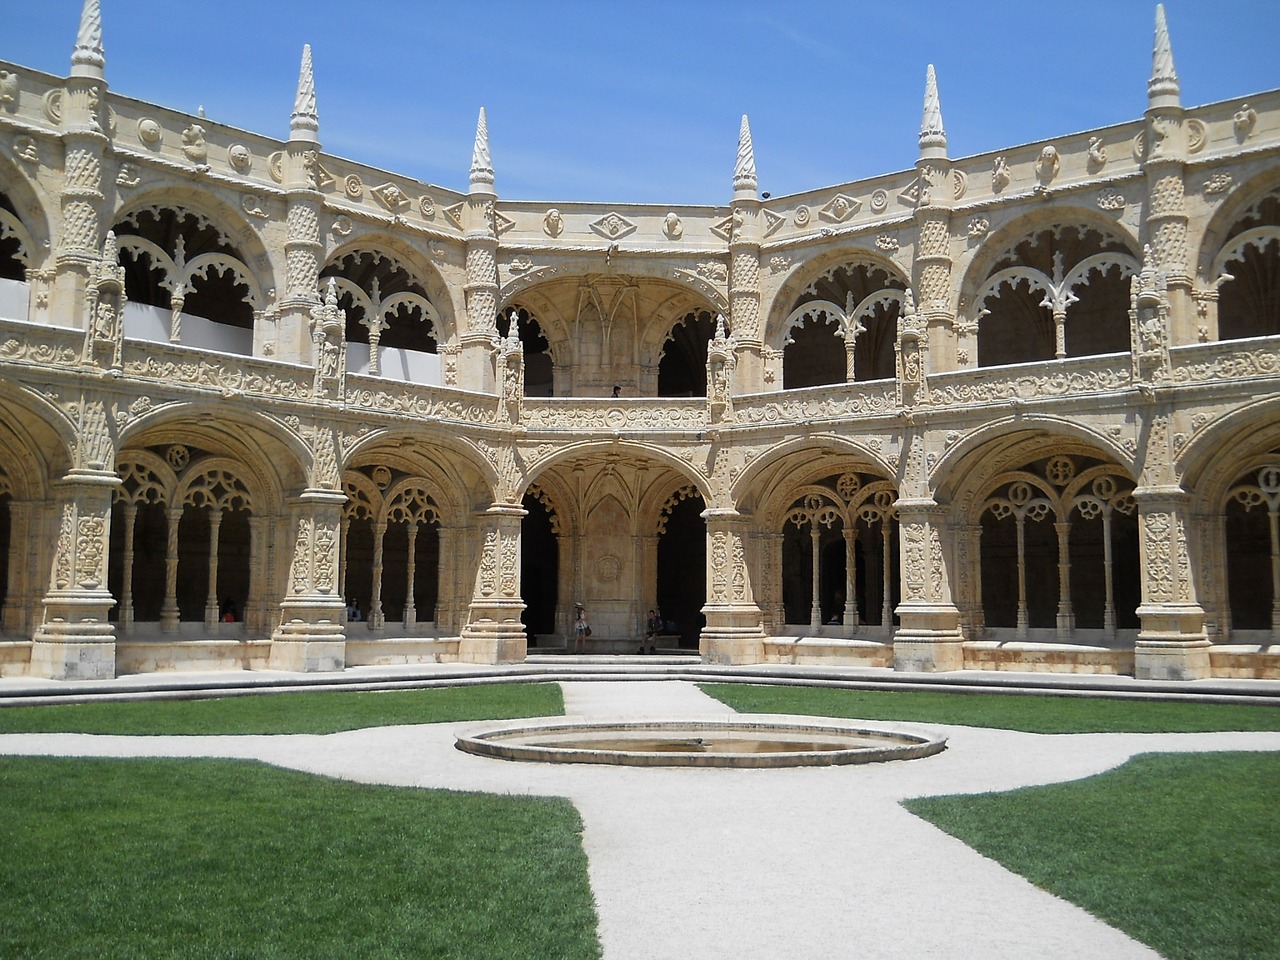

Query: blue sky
5,2,1278,203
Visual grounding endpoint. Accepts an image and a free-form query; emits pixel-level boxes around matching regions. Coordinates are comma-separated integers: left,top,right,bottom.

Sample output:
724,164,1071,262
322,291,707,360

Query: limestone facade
1,3,1278,680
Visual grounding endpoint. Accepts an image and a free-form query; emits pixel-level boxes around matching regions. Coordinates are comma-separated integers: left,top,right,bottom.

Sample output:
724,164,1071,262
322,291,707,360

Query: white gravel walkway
2,679,1278,959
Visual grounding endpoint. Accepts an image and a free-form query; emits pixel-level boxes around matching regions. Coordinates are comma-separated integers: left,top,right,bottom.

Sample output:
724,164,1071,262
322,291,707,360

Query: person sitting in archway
219,598,238,623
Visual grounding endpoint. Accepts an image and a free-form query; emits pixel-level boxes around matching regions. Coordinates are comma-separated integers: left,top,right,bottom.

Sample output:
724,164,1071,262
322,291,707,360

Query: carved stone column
160,505,182,633
403,522,418,628
458,502,527,663
369,519,386,631
912,65,956,377
278,46,324,364
204,509,222,628
459,109,500,393
1142,6,1194,341
729,115,764,393
247,515,265,634
30,469,119,680
53,24,109,333
892,498,965,672
1133,486,1210,680
701,509,765,664
269,490,346,671
119,501,136,633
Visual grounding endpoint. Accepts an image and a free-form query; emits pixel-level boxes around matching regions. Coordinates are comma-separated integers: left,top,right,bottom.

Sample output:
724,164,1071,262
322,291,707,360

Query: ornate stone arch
958,213,1139,366
110,187,271,307
932,416,1137,512
114,450,177,507
175,459,255,514
322,238,453,349
764,249,908,344
116,405,306,511
732,436,897,509
0,146,55,263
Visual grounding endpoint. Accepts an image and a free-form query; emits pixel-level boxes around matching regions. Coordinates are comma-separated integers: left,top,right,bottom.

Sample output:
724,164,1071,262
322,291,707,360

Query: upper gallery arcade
0,1,1278,682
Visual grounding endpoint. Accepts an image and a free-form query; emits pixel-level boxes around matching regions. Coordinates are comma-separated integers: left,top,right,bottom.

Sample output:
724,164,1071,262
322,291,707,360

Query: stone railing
923,354,1132,408
521,397,705,432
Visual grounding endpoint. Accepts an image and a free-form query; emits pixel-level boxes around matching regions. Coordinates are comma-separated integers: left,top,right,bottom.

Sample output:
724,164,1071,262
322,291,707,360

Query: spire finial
919,64,947,158
470,107,495,193
1149,4,1180,109
733,114,757,198
290,44,319,142
71,0,105,80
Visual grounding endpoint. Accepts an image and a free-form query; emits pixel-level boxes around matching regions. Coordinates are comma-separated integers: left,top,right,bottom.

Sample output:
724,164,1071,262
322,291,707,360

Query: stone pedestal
458,504,527,663
701,510,765,664
269,491,347,672
1133,488,1210,680
30,469,119,680
892,500,965,673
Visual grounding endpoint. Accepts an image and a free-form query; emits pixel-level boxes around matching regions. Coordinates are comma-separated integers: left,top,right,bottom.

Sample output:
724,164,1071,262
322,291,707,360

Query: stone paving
2,678,1279,958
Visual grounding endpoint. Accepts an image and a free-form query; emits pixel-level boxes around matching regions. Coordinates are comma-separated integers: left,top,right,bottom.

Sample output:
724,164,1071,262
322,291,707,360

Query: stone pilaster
458,502,527,663
892,498,965,673
30,468,118,679
1142,5,1194,342
270,489,346,672
701,508,765,664
54,18,109,331
278,46,324,364
1133,486,1210,680
911,65,955,379
459,108,500,393
729,116,764,393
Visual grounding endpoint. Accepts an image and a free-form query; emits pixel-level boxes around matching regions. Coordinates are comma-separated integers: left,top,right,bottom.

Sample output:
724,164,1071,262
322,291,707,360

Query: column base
892,632,966,673
893,601,965,672
269,605,346,672
1135,602,1210,680
458,619,527,664
29,639,116,680
1134,639,1211,681
31,594,118,679
268,638,346,673
701,606,766,665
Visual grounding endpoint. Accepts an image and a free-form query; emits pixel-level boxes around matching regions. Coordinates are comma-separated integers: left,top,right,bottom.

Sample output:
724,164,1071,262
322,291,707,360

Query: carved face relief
228,143,251,173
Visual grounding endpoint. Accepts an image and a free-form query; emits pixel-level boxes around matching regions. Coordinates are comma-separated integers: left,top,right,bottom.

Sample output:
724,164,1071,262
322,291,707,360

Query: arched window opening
521,487,559,641
114,207,256,336
109,449,256,634
658,310,717,397
321,251,440,382
976,226,1135,367
1217,190,1280,341
656,488,705,647
783,316,843,389
782,261,904,389
0,191,27,282
979,455,1138,640
779,472,898,632
1224,464,1280,636
498,306,554,397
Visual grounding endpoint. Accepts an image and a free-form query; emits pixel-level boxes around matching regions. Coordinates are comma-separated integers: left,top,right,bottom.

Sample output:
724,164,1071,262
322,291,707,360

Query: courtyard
2,666,1278,959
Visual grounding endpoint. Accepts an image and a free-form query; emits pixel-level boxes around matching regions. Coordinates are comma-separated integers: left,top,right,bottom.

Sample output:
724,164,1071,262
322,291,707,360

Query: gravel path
3,679,1278,959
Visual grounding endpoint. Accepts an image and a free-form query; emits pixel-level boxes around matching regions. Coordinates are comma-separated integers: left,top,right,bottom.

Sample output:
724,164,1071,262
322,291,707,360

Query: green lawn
699,683,1280,733
0,756,602,960
906,752,1280,960
0,682,563,735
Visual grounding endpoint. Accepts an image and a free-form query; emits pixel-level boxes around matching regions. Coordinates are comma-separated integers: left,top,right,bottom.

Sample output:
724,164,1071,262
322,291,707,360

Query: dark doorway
656,493,706,646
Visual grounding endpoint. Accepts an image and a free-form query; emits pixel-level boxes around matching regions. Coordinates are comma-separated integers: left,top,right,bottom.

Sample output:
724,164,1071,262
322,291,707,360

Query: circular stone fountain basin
455,715,946,768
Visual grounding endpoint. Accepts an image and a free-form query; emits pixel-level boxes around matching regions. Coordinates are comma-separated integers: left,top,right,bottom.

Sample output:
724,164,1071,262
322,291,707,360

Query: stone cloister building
0,2,1278,681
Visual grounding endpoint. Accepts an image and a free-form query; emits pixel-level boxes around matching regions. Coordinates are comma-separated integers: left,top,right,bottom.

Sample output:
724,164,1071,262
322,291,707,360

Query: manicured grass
905,752,1280,960
699,683,1280,733
0,756,601,960
0,683,563,735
